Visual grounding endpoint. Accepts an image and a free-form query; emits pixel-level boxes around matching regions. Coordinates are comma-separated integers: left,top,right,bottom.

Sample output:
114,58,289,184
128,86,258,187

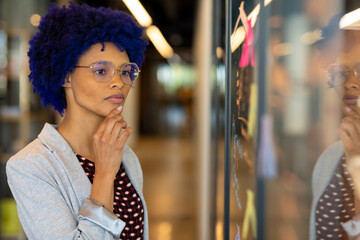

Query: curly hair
314,14,343,48
28,2,148,114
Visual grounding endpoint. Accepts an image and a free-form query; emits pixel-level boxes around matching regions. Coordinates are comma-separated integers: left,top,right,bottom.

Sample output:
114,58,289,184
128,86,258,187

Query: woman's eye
333,71,347,79
121,70,130,76
95,69,107,75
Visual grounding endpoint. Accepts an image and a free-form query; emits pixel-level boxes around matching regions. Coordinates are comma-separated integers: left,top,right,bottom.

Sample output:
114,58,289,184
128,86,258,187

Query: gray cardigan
6,123,148,240
311,141,360,240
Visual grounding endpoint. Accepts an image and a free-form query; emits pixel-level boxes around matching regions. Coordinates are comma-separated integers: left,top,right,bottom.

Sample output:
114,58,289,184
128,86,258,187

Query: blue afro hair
28,2,148,115
314,14,343,48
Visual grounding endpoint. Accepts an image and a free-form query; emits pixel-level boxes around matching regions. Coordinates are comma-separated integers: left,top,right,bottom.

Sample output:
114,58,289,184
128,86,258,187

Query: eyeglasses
326,63,360,88
74,61,140,87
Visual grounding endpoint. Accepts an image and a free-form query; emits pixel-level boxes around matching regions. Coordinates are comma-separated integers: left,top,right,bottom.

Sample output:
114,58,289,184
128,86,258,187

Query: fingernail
117,106,123,111
345,106,352,112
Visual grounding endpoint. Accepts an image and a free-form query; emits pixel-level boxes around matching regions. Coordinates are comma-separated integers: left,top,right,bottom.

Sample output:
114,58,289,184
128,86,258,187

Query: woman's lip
105,94,124,104
343,95,358,105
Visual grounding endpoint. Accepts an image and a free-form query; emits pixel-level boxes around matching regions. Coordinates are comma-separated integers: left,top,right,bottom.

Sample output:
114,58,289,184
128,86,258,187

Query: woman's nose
344,73,360,90
109,72,124,89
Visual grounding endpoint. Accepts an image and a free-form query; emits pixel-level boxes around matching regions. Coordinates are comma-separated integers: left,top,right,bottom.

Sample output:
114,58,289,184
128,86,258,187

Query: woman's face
333,33,360,116
65,42,132,118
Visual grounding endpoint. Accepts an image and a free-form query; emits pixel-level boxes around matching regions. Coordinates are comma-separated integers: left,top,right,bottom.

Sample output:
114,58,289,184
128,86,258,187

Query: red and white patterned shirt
315,156,355,239
76,154,144,240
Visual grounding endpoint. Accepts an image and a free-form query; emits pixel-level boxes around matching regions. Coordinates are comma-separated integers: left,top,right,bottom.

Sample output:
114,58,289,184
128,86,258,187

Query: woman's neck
57,110,103,161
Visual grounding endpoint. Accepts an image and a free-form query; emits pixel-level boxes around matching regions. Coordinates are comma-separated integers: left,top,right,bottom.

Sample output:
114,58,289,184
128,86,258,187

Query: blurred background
0,0,213,239
0,0,357,239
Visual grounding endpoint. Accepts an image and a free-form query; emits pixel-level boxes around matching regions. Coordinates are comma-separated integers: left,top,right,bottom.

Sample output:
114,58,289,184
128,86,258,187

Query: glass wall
212,0,358,239
262,0,342,238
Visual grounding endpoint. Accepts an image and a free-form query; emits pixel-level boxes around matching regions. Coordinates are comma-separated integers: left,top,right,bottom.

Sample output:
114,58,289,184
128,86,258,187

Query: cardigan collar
38,123,93,204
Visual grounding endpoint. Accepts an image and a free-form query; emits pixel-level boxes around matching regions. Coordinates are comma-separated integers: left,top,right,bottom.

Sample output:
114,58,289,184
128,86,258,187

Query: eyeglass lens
92,61,139,84
119,63,139,84
327,63,360,87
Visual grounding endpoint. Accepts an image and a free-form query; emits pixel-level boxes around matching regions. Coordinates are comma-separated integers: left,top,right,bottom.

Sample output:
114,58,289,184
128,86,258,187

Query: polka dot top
76,154,144,240
315,156,355,239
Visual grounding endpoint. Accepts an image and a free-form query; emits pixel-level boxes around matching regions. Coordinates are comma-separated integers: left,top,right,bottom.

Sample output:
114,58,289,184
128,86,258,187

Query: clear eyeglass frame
326,63,360,88
74,61,140,87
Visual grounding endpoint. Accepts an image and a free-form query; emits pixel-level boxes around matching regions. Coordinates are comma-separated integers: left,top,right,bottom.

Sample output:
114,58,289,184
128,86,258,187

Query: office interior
0,0,357,239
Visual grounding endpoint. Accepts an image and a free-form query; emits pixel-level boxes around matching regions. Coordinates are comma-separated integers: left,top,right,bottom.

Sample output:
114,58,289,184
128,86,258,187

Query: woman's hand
339,106,360,215
339,107,360,171
92,106,133,178
90,106,132,210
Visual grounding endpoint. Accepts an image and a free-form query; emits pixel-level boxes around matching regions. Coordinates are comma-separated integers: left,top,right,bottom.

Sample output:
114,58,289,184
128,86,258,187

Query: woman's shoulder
6,123,64,173
7,138,54,171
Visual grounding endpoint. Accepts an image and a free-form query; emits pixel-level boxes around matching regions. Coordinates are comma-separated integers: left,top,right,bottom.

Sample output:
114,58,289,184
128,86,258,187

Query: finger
349,114,360,125
116,127,133,146
103,115,125,136
108,106,123,118
343,106,354,116
338,129,353,157
347,155,360,170
109,120,128,142
338,127,360,165
343,103,360,118
353,103,360,115
339,120,360,141
338,127,353,147
96,106,123,134
342,117,360,135
339,121,353,138
97,113,124,138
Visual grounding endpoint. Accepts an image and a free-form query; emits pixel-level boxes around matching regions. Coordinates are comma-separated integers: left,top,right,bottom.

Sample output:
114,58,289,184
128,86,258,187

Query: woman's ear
62,74,71,87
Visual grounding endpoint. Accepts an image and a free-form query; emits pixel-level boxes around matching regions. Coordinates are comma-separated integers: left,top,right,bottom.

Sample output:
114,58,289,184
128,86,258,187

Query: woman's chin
102,106,122,117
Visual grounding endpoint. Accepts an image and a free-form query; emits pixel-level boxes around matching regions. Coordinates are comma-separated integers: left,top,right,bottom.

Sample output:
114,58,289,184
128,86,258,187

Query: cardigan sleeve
343,215,360,239
6,156,125,240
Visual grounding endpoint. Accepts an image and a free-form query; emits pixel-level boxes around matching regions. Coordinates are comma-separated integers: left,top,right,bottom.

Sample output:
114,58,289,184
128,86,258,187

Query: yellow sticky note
242,189,257,239
1,198,21,235
247,83,258,137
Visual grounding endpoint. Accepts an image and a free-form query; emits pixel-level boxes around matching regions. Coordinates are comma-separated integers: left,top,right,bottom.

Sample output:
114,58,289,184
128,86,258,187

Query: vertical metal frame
255,0,267,238
224,0,270,239
210,0,222,238
223,0,232,239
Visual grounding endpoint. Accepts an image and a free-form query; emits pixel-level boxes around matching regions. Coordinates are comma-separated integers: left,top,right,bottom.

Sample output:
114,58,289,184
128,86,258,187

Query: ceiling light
30,14,41,27
231,27,246,52
339,8,360,30
301,29,322,45
122,0,152,27
146,25,174,59
273,42,292,57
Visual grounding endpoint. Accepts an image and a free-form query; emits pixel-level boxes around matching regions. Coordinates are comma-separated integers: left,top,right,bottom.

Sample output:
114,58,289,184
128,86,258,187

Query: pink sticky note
239,19,256,67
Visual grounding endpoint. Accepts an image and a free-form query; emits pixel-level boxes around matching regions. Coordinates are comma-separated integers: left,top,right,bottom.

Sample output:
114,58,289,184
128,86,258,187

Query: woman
311,15,360,239
6,3,148,240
